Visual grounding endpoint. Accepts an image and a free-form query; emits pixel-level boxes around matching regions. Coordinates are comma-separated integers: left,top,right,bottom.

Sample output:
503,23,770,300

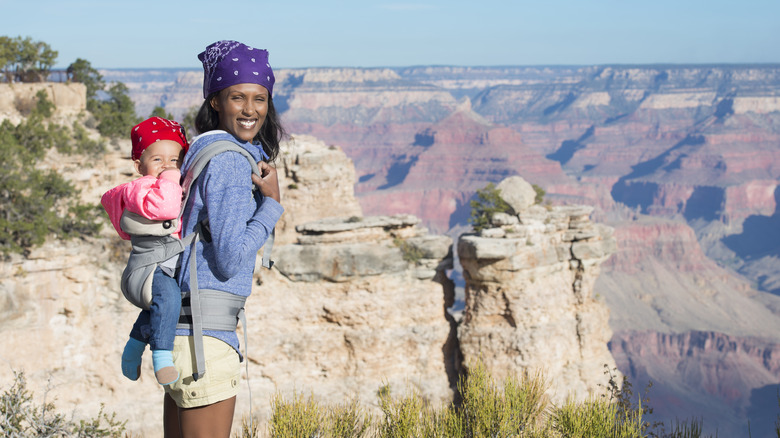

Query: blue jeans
128,266,181,351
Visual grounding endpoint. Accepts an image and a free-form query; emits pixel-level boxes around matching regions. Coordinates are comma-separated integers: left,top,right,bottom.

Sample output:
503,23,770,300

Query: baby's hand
158,168,181,182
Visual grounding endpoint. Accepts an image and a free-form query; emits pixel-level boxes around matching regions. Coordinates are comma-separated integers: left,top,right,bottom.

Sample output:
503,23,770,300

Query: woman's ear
209,94,220,112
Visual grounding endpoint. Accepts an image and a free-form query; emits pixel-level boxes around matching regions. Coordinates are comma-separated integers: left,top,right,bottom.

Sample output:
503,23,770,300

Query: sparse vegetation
88,81,139,139
531,184,545,205
149,105,174,121
0,371,127,437
0,36,57,82
261,359,760,437
181,105,199,140
469,182,512,233
0,86,103,256
393,237,425,264
6,359,770,437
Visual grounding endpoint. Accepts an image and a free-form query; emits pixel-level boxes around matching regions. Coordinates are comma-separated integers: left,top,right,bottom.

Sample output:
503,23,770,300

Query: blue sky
2,0,779,69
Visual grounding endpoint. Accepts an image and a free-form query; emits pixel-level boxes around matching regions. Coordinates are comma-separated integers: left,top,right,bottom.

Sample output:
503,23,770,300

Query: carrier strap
178,140,275,385
178,225,249,381
181,140,275,269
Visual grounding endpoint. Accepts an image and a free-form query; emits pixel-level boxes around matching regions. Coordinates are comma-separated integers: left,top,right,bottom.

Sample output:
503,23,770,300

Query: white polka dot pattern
197,40,275,98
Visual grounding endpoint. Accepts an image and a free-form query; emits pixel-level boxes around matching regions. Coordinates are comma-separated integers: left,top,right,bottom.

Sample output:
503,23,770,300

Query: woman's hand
252,161,281,203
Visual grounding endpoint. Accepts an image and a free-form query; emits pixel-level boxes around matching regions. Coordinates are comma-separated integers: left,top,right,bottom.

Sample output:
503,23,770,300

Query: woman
163,40,285,438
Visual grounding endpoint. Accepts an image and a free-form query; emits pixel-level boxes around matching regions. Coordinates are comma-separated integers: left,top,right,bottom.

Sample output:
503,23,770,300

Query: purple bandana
198,40,275,98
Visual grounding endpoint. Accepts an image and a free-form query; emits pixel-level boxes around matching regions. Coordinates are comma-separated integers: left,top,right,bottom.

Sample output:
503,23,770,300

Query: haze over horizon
3,0,779,70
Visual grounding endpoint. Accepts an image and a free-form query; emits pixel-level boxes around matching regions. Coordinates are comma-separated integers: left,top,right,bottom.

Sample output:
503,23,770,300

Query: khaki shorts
164,336,241,408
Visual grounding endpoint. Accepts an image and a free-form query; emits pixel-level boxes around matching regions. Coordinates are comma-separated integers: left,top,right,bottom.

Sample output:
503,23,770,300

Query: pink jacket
101,169,183,240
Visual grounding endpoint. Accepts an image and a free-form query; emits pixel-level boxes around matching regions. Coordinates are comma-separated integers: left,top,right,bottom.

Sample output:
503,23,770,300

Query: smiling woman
161,40,286,437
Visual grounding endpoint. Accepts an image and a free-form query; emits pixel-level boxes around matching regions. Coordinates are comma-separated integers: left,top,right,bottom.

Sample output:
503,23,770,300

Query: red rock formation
610,330,780,437
605,219,710,274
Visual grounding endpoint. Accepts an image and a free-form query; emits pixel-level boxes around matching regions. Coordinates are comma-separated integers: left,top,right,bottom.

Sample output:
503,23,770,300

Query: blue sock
152,350,179,385
121,338,146,381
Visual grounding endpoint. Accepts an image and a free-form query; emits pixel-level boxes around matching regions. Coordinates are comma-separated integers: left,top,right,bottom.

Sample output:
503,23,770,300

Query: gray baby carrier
119,140,274,380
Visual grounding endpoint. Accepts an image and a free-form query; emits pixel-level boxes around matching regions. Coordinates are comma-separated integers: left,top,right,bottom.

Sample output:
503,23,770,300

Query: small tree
0,36,58,82
469,182,512,233
91,82,140,138
0,92,103,256
68,57,104,99
181,105,199,140
149,105,174,121
0,36,14,82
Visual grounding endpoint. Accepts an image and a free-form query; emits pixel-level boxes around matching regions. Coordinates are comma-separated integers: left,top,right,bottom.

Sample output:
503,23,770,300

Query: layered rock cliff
251,214,457,412
457,176,617,402
0,82,87,124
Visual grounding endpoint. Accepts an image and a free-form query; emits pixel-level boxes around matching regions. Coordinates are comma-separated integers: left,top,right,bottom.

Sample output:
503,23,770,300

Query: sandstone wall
0,82,86,124
457,176,618,402
250,214,457,418
275,135,363,245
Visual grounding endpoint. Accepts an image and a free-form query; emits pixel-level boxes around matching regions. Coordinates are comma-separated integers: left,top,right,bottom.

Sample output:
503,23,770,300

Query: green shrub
0,107,103,256
149,105,174,121
600,365,658,436
457,360,549,437
0,371,126,437
469,183,512,233
252,361,779,438
67,58,103,100
0,35,58,82
378,387,425,438
393,238,425,264
34,89,55,118
532,184,545,205
327,398,372,438
181,105,199,140
269,391,325,438
552,396,644,438
89,82,139,139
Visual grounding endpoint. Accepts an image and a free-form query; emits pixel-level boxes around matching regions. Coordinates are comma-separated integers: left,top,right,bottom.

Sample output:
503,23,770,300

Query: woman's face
210,83,269,142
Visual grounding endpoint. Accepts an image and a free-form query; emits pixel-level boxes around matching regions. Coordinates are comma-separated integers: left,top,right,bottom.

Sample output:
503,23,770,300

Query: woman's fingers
254,161,281,202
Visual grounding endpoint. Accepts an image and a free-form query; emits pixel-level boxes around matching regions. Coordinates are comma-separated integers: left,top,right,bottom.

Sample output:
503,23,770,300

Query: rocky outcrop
274,134,363,245
0,82,87,124
457,176,617,402
249,214,457,418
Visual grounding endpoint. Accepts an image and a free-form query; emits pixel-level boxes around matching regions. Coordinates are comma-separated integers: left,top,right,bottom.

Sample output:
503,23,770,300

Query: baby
101,116,188,386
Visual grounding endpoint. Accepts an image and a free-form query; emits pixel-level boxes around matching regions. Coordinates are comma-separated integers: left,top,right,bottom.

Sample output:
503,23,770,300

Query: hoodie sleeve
200,152,284,279
100,183,132,240
123,172,183,221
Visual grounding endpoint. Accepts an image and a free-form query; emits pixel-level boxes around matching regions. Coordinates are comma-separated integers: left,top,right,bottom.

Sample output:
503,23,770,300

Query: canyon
2,63,780,435
108,64,780,437
0,85,617,436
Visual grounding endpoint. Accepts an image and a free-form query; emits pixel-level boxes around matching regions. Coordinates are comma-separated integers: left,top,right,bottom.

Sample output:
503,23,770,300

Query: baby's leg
121,311,149,381
149,267,182,385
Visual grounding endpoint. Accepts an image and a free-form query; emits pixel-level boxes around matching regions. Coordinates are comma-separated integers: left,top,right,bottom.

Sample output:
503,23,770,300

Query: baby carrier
119,140,274,380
